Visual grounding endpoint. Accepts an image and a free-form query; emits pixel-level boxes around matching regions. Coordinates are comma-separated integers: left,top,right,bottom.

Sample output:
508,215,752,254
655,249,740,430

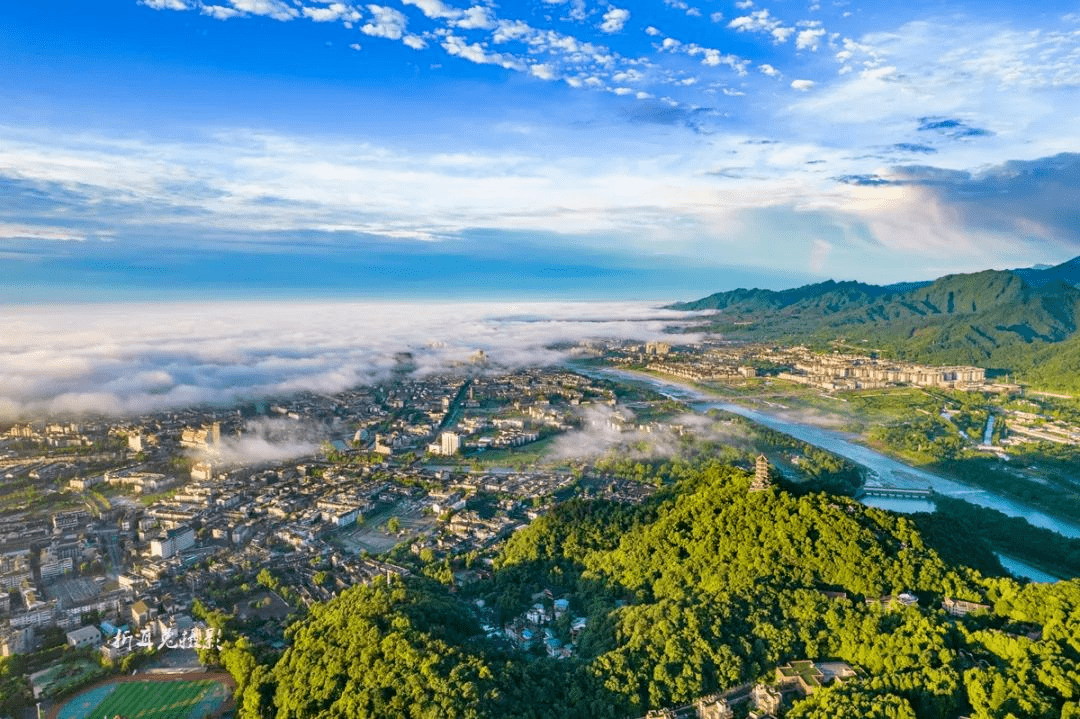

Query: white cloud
202,4,242,19
441,34,523,70
0,122,847,255
727,9,793,44
10,13,1080,284
361,4,407,38
349,42,363,50
139,0,189,9
541,0,587,22
228,0,299,21
600,7,630,34
795,27,827,51
771,26,794,43
302,3,362,22
456,5,495,29
530,63,556,80
492,19,531,43
548,407,750,462
0,300,700,420
201,418,325,466
808,237,831,272
683,44,748,74
709,12,723,22
663,0,700,17
645,25,661,36
401,0,460,19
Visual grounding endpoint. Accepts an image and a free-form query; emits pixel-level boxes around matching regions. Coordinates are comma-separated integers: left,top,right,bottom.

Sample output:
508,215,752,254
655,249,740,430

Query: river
586,368,1080,544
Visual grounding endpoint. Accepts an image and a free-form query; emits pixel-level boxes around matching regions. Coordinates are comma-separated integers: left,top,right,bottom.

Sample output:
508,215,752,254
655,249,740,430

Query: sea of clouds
0,299,702,421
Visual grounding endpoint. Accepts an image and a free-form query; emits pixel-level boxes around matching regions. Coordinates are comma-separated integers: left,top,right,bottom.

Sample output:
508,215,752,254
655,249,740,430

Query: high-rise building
440,432,460,456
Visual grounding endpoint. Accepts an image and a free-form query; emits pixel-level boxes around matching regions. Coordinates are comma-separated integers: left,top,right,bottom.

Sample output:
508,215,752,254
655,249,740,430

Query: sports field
56,677,231,719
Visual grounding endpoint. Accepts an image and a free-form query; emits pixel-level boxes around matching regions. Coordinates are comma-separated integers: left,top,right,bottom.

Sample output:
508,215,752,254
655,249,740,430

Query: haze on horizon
2,0,1080,302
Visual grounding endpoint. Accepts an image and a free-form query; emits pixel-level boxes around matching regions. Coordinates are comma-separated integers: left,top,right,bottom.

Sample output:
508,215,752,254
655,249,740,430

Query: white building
149,526,196,559
440,432,460,456
66,625,103,649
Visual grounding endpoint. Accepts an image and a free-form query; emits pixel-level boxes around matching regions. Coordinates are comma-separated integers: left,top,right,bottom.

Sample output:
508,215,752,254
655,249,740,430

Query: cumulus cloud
530,64,556,80
0,300,702,421
202,4,242,18
302,2,362,22
441,34,524,70
401,0,459,19
492,19,530,43
599,7,630,34
795,26,826,51
229,0,299,21
728,9,793,43
361,4,407,39
663,0,699,17
135,0,751,110
791,79,815,91
456,5,495,29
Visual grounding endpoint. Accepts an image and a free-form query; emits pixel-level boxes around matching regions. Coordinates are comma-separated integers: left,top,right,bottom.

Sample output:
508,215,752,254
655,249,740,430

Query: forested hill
669,259,1080,392
222,463,1080,719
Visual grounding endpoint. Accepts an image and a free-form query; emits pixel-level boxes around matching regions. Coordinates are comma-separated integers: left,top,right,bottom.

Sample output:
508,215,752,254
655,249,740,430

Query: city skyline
3,0,1080,300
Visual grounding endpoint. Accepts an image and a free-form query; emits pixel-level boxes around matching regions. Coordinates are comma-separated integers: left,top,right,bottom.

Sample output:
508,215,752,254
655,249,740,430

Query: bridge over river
857,486,933,500
577,366,1080,542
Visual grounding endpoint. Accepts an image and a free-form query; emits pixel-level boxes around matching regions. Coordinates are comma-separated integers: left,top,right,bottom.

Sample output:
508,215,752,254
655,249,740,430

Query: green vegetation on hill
228,462,1080,719
670,260,1080,392
1025,333,1080,394
917,497,1080,579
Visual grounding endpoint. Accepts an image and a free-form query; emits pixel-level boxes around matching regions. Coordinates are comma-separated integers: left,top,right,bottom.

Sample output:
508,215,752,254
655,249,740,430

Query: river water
587,368,1080,546
995,554,1059,583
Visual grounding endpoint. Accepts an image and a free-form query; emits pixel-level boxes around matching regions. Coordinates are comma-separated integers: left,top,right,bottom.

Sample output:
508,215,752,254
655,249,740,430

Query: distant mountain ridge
1013,256,1080,288
669,256,1080,393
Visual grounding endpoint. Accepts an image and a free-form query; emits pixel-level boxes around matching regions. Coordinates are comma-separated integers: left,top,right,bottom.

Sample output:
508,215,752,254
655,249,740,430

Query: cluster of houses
498,590,588,659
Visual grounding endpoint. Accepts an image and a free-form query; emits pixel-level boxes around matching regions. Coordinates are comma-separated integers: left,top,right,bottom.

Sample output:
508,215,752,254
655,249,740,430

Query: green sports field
57,678,230,719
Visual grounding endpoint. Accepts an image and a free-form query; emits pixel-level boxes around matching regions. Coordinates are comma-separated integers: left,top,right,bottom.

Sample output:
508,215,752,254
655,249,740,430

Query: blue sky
3,0,1080,301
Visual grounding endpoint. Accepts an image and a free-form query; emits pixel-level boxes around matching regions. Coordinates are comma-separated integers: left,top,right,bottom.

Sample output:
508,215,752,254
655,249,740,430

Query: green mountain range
670,256,1080,392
